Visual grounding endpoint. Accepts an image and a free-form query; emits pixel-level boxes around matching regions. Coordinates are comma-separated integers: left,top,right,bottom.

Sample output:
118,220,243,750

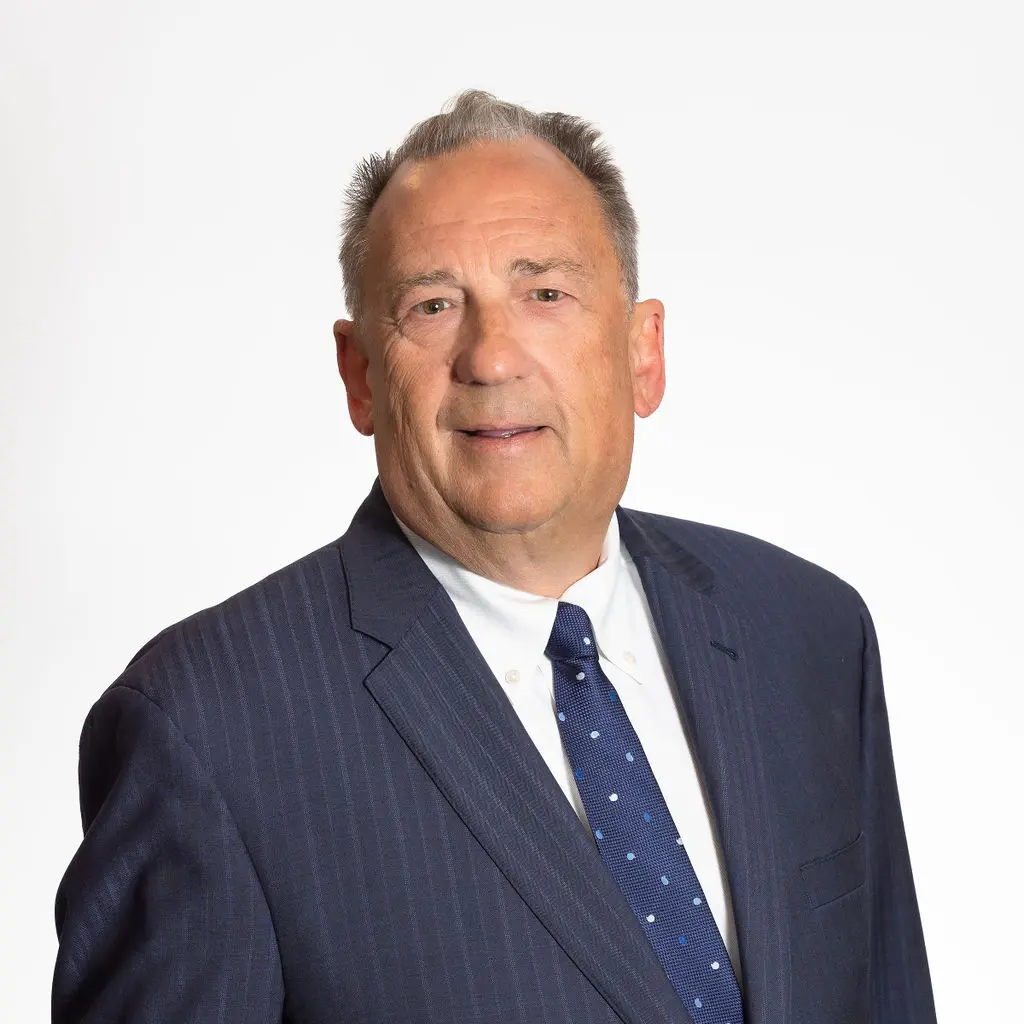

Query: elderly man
53,91,936,1023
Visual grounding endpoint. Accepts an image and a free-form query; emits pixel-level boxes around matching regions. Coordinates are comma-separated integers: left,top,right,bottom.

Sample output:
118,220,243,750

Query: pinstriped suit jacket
53,478,936,1023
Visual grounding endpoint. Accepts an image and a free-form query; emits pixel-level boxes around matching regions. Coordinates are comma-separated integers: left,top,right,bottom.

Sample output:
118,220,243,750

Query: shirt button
624,651,636,665
504,669,521,685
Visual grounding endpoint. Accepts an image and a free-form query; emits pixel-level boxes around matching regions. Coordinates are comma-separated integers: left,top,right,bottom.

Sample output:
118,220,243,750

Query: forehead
365,136,612,272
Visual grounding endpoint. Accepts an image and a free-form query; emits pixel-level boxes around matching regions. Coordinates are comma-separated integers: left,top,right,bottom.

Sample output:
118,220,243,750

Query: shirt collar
393,511,634,680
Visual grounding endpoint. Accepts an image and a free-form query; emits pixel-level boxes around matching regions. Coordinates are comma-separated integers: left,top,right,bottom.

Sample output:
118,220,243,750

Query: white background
2,1,1021,1018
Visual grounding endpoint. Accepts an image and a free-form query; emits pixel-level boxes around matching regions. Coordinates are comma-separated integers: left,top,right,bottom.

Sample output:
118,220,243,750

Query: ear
627,298,666,418
333,318,374,436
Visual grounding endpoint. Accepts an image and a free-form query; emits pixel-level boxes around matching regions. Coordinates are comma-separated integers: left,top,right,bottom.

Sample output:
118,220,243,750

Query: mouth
457,426,545,439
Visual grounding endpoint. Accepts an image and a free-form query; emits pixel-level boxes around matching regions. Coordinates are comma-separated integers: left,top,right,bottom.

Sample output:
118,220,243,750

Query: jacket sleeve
53,684,284,1023
859,601,937,1022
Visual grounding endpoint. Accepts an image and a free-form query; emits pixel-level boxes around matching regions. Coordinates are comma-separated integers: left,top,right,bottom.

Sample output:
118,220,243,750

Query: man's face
335,136,664,546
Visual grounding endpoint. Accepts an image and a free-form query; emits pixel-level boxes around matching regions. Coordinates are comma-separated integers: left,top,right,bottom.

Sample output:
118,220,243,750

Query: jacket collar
340,477,715,648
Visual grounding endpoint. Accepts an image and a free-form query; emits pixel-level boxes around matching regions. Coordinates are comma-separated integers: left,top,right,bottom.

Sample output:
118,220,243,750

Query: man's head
334,90,665,580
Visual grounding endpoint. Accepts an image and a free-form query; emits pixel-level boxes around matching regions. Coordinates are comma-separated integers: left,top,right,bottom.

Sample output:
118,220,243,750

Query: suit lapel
617,507,791,1023
338,481,788,1023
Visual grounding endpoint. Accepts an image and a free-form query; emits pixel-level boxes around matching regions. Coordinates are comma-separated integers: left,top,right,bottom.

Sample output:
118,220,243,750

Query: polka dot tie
546,602,745,1024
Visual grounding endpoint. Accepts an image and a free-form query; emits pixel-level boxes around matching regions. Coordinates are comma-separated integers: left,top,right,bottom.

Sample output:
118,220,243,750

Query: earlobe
333,318,375,436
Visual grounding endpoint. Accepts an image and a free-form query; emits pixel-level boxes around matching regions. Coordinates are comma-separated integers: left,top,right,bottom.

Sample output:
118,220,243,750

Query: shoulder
635,508,862,596
624,507,869,645
100,535,355,728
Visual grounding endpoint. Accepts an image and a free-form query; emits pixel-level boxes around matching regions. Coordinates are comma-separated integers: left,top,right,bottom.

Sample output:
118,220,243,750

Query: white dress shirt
394,510,741,978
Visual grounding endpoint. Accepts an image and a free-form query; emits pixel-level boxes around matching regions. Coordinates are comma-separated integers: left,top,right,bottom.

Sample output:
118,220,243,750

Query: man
53,90,936,1023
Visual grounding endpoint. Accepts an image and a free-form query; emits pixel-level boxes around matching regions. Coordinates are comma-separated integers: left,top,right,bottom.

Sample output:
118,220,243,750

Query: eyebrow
504,255,591,280
387,255,591,317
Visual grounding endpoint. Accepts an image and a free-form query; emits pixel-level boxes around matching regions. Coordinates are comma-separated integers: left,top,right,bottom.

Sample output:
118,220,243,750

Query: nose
453,299,533,386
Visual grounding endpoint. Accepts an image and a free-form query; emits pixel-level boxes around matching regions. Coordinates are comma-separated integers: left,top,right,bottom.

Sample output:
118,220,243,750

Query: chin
454,478,563,535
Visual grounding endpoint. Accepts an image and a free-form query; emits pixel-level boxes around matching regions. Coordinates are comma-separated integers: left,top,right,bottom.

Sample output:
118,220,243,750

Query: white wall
2,2,1021,1018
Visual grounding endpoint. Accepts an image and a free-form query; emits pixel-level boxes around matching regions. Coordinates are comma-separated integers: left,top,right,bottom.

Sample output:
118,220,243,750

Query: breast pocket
799,831,866,909
792,832,870,1023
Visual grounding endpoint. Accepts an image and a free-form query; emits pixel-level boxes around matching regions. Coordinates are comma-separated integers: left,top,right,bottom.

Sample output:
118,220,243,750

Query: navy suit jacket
53,479,936,1023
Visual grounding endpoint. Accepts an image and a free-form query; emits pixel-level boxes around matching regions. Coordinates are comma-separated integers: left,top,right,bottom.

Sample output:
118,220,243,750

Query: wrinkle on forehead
397,209,585,260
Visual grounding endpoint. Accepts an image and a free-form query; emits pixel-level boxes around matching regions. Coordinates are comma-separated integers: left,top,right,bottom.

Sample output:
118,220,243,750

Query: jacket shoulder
627,508,868,633
101,535,355,723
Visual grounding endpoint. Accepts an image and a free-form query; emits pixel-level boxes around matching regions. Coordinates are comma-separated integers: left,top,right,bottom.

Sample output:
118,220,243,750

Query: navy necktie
545,601,745,1024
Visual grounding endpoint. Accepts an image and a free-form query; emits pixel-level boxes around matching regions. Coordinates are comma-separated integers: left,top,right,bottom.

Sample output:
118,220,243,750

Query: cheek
379,354,445,439
562,342,633,422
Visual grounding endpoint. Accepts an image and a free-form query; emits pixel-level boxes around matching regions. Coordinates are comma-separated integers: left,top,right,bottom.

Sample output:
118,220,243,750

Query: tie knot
545,602,599,662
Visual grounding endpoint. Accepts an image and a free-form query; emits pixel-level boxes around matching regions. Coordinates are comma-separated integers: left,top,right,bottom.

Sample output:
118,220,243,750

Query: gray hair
338,89,639,322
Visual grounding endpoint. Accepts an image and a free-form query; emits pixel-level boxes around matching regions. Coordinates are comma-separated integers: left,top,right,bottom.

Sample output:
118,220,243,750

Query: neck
397,505,614,599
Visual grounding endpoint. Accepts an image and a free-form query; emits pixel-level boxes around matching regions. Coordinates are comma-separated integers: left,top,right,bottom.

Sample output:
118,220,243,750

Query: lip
454,425,548,449
457,425,544,437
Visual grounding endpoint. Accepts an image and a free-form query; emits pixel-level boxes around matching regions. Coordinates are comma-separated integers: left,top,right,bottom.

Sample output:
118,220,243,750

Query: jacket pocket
799,831,866,909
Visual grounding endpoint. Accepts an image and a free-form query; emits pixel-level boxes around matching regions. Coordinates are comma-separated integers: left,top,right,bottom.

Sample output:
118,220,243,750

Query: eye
531,288,564,303
414,297,452,315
